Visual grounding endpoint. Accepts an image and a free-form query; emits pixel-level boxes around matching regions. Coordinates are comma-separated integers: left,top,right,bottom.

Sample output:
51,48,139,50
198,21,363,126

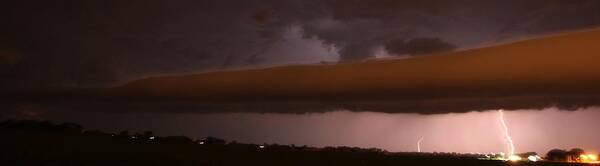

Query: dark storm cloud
5,24,600,114
301,0,455,60
2,0,600,90
384,38,456,56
304,0,600,60
0,0,319,89
497,0,600,38
68,27,600,114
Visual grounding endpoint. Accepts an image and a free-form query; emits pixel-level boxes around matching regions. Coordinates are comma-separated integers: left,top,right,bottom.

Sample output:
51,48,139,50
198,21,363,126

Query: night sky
3,0,600,155
2,0,600,89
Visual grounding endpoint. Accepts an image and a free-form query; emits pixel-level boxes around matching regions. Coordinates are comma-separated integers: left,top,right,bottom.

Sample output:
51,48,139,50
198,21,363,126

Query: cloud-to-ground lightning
499,110,515,156
417,137,424,152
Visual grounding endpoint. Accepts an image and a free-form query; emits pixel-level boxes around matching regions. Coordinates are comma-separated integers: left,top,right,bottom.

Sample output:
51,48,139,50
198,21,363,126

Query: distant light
527,155,540,162
198,141,204,145
581,155,590,161
259,145,265,149
149,136,155,140
589,154,598,161
580,154,599,163
508,155,522,162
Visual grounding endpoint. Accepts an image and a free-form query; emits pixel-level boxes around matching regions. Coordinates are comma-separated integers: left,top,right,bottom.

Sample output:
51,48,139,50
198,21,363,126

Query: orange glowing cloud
108,28,600,113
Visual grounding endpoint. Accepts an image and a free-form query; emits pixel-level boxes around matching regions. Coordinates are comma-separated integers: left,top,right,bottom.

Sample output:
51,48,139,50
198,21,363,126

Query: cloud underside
3,95,600,115
55,28,600,114
3,0,600,89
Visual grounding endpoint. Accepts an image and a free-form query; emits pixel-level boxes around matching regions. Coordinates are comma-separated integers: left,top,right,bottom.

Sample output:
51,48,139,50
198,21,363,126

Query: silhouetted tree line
0,120,472,156
1,119,83,134
0,119,594,166
546,148,587,162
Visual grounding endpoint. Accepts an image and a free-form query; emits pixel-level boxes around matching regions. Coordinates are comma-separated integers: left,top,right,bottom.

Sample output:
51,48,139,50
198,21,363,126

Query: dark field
0,120,592,166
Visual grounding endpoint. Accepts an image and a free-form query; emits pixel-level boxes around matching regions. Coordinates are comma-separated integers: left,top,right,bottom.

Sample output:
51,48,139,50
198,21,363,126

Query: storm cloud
5,28,600,114
384,38,456,56
2,0,600,90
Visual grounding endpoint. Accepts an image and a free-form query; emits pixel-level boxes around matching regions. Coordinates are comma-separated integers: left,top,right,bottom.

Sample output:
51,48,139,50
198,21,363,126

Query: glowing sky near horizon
12,107,600,155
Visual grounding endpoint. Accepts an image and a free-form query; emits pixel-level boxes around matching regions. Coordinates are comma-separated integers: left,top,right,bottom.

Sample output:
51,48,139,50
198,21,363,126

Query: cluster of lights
506,154,541,162
527,155,542,162
481,153,541,162
490,153,598,164
579,154,599,164
507,155,522,162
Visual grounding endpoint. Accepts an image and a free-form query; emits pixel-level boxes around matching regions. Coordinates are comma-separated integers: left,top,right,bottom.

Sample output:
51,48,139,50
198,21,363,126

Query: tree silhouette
546,149,568,161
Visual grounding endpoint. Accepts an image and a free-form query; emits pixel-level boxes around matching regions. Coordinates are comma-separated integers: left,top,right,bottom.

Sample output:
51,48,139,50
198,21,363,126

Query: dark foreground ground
0,120,592,166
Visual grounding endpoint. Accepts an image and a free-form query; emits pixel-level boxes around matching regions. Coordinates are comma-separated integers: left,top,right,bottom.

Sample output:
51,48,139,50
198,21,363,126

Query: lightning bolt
417,137,424,152
499,109,515,156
